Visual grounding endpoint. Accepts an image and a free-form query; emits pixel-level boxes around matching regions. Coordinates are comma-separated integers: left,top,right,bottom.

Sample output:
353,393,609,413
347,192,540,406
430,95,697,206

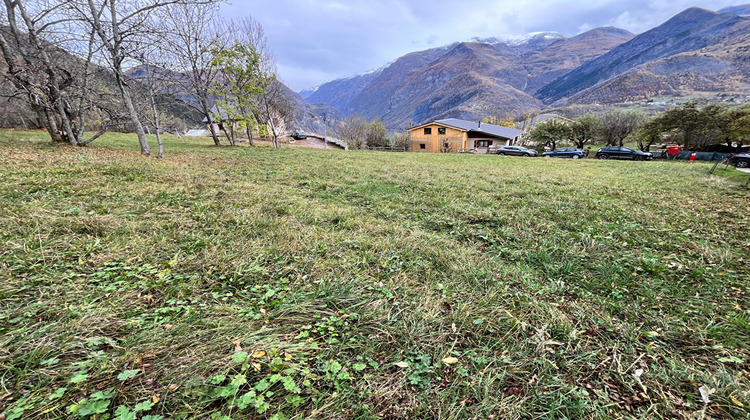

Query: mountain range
299,5,750,130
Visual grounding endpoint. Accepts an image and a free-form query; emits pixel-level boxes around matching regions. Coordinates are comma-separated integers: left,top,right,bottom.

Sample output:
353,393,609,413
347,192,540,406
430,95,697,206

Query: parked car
728,152,750,168
595,146,653,161
292,130,307,140
496,145,538,157
542,148,587,159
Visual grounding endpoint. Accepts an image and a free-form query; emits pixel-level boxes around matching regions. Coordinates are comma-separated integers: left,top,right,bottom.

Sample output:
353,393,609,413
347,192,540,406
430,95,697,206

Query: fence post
709,159,721,175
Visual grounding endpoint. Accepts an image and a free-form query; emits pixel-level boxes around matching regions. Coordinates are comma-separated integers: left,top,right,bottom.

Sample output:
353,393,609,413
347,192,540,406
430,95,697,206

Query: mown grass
1,130,748,419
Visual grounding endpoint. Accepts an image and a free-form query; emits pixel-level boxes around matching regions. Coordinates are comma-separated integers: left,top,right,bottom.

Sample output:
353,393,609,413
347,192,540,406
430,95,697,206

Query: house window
476,140,492,147
419,144,426,149
438,127,446,135
424,128,432,135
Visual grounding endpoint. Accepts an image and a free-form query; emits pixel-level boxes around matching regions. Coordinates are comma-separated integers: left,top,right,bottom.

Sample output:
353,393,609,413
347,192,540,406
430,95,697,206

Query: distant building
408,118,524,153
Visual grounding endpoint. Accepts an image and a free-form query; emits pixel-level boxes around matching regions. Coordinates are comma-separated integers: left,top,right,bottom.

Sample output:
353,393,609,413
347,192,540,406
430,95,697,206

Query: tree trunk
149,86,164,158
13,1,78,145
156,132,164,158
39,107,63,142
0,3,68,144
245,125,254,146
200,97,221,146
116,73,150,156
220,123,232,145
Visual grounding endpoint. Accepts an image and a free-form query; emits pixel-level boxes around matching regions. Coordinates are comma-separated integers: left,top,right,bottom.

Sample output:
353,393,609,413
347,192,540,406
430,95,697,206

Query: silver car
496,145,538,157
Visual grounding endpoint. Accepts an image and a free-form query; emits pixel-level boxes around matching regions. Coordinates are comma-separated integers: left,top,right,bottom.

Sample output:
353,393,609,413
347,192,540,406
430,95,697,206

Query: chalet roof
411,118,524,139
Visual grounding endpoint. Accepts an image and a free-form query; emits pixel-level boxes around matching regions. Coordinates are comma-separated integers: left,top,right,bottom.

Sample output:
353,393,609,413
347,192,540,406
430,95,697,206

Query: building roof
411,118,524,139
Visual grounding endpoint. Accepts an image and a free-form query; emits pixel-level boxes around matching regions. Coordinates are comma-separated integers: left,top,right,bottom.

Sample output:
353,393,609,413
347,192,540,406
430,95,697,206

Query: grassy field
1,131,748,419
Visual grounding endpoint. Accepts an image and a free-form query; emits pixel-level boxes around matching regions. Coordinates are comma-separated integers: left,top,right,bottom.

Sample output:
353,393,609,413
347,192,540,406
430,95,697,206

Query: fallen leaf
152,393,160,404
251,351,266,358
394,361,409,368
251,362,262,372
441,357,459,365
167,384,180,392
233,340,242,352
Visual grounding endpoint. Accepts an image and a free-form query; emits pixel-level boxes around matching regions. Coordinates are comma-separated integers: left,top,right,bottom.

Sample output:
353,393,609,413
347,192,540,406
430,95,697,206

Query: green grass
1,130,748,419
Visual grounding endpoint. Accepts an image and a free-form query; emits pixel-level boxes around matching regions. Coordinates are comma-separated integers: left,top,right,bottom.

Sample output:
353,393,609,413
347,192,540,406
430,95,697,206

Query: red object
689,152,697,162
667,146,682,155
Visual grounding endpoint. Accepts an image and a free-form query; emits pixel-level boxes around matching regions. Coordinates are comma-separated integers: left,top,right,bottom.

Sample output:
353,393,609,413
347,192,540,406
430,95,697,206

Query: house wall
469,137,511,153
409,124,468,153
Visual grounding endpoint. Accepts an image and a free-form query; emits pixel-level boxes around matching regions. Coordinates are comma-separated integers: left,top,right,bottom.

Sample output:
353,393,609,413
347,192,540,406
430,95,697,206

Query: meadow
1,131,748,419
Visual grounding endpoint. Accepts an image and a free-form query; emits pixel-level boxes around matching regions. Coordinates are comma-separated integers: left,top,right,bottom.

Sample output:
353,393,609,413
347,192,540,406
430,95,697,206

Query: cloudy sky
221,0,741,92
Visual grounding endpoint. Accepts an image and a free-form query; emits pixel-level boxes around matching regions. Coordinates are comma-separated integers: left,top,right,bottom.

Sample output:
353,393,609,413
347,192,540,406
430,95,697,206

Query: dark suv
595,146,652,161
541,148,587,159
496,145,538,157
728,153,750,168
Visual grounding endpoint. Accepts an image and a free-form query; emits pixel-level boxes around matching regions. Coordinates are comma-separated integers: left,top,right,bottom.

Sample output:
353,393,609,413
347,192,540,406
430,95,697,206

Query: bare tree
336,114,368,149
139,62,165,157
256,77,293,149
66,0,218,155
0,1,83,144
392,131,411,151
159,2,224,146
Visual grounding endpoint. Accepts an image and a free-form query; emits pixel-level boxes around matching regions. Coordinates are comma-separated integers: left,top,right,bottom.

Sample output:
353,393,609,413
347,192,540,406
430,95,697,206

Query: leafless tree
256,77,293,149
0,0,97,144
139,61,165,157
65,0,219,156
159,2,224,146
336,114,368,149
392,131,411,151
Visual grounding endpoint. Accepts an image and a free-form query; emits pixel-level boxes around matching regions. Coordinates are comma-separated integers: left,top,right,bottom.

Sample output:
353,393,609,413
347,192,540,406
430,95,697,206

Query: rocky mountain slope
305,29,634,128
298,68,383,111
539,7,750,103
302,43,458,114
522,27,634,93
280,82,344,133
719,4,750,16
302,5,750,129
